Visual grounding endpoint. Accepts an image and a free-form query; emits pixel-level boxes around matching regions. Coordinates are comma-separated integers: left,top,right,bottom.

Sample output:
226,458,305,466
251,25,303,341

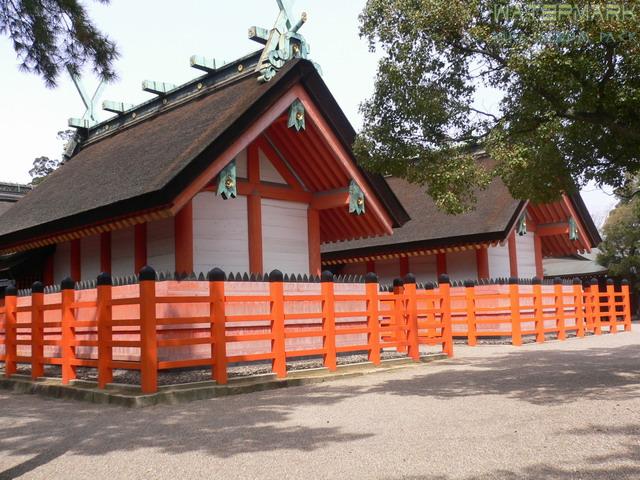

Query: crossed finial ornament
249,0,320,82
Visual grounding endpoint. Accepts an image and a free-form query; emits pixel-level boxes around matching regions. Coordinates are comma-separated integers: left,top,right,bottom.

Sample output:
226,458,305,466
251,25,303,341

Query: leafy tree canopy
0,0,118,86
29,130,74,185
357,0,640,214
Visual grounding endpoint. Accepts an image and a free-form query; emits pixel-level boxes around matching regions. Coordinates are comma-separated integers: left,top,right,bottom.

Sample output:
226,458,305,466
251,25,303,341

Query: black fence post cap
464,280,475,288
31,281,44,293
321,271,334,283
269,269,284,282
139,266,156,281
606,278,614,285
572,277,582,285
97,272,112,286
365,272,378,284
532,277,542,285
207,268,226,282
393,278,404,288
508,277,518,285
438,274,450,284
590,277,599,285
553,277,563,285
622,279,630,286
61,277,75,290
403,273,416,284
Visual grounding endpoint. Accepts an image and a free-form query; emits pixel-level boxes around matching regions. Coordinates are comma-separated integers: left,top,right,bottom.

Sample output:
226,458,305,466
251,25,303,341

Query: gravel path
1,327,639,479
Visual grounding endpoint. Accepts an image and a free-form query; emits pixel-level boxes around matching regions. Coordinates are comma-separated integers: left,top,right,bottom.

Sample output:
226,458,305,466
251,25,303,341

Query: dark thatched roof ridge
0,59,408,250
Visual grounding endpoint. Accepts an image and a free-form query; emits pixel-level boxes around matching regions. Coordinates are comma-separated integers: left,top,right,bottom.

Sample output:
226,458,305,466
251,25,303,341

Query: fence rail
0,270,630,394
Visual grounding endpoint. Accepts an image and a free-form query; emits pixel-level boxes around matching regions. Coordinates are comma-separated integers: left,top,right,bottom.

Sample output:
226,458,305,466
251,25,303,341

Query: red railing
0,268,453,393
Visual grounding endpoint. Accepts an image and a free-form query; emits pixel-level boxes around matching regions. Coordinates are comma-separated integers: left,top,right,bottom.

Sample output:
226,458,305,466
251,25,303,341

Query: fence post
532,278,544,343
208,268,228,384
439,274,454,357
582,280,593,333
365,272,381,365
606,278,617,334
592,280,600,333
509,278,522,346
572,278,585,338
269,270,287,378
621,279,632,332
4,285,17,377
554,278,566,340
97,272,113,388
464,280,477,346
321,271,337,371
404,274,420,361
31,282,45,379
60,277,77,384
392,278,406,353
139,266,158,393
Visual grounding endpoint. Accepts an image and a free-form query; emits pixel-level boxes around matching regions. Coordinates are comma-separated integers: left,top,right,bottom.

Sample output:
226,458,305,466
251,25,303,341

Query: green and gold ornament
218,160,237,200
349,180,365,215
288,100,305,131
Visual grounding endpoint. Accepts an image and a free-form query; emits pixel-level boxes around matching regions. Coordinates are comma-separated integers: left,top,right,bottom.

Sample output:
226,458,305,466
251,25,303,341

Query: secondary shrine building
322,172,601,285
0,54,407,287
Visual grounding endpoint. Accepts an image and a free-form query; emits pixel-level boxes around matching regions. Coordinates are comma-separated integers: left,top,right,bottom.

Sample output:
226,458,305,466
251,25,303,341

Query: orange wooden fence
0,268,453,393
0,270,631,394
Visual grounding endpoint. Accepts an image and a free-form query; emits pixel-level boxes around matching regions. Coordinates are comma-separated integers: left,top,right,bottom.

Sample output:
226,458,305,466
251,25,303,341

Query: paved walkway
1,328,639,479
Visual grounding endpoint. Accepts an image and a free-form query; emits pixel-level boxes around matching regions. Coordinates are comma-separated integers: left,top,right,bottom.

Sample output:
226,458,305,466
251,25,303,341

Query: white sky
0,0,616,227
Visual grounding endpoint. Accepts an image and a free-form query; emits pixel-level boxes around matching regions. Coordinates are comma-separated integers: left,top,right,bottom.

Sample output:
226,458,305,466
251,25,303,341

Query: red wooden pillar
508,231,518,278
464,280,477,346
534,233,544,278
622,279,632,332
269,269,286,378
97,272,113,388
139,266,158,393
4,286,17,377
436,253,447,277
365,272,381,365
308,208,321,276
247,142,263,274
321,271,337,371
208,268,228,384
475,247,489,280
509,278,522,346
439,274,454,357
399,257,410,278
175,200,194,274
31,282,45,379
61,277,77,384
100,231,111,273
42,253,54,286
134,223,147,272
70,239,81,281
404,274,420,360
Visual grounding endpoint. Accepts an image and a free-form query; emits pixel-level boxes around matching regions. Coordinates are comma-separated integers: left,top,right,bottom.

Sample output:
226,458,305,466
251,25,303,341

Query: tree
598,193,640,309
356,1,640,214
0,0,118,87
29,130,74,185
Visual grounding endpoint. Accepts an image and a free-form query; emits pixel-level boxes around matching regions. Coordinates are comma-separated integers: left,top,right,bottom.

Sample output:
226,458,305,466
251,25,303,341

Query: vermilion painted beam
100,232,111,273
534,233,544,278
310,189,349,210
536,223,570,237
134,223,147,272
70,239,81,281
175,200,194,274
508,231,518,278
436,253,447,276
308,208,321,275
476,247,489,280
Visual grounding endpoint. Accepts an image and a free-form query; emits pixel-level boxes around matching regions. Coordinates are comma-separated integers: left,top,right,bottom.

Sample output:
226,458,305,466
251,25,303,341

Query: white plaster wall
147,217,175,273
262,198,309,274
193,191,250,274
488,243,511,279
235,148,247,178
516,231,537,278
81,235,100,281
410,254,438,284
111,227,135,278
259,148,286,184
376,258,400,285
53,241,71,284
447,249,478,281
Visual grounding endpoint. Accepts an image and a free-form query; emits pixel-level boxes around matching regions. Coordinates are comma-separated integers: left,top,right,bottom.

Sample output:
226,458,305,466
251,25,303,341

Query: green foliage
597,196,640,290
29,130,74,185
0,0,118,87
358,0,640,213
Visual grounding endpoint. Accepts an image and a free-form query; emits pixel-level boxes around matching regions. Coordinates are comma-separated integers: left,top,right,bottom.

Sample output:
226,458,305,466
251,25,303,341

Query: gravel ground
10,350,410,387
1,327,639,479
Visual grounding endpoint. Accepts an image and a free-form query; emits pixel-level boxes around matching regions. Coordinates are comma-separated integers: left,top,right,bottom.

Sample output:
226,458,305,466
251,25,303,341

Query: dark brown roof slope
0,59,407,249
322,176,525,259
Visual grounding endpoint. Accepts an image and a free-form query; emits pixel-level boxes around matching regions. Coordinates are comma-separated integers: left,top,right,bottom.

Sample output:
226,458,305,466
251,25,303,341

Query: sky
0,0,617,227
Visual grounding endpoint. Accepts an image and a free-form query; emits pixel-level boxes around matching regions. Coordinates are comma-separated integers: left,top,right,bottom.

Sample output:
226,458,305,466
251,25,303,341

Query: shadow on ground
1,339,639,479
